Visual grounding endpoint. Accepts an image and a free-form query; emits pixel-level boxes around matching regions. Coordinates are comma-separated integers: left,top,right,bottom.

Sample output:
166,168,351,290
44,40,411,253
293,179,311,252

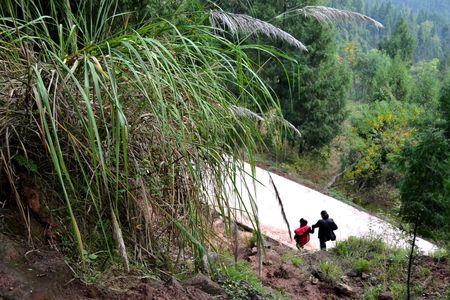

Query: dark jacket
312,218,338,241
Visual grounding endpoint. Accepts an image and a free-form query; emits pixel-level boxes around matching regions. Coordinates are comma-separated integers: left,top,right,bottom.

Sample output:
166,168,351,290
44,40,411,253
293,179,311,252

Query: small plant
354,258,371,274
218,262,264,299
247,231,259,249
320,260,343,282
432,248,449,262
281,251,304,267
217,261,287,300
390,282,422,299
334,236,386,258
291,256,304,268
363,285,383,300
334,241,351,256
417,266,432,277
390,283,406,299
14,154,38,173
82,250,99,264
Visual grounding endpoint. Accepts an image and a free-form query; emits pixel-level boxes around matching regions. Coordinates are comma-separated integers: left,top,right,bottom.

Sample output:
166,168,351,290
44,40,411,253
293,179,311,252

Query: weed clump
217,261,283,300
354,258,371,274
319,260,343,282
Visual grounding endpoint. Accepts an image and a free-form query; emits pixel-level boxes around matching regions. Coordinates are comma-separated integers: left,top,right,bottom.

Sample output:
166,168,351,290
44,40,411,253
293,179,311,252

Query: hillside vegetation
389,0,450,17
0,0,448,299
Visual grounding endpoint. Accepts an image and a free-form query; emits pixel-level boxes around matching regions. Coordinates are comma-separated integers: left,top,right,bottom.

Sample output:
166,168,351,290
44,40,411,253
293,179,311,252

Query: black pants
319,239,327,250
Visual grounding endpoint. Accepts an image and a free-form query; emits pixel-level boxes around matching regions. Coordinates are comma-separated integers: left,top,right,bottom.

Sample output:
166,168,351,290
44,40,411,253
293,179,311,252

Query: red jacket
294,225,312,247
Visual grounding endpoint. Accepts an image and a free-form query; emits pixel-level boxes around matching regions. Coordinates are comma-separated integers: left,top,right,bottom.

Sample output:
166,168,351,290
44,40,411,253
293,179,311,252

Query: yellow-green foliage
344,100,423,184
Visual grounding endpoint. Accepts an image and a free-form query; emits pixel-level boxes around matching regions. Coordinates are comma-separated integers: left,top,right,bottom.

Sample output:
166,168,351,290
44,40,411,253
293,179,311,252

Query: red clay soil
238,230,449,300
1,227,448,300
0,233,226,300
244,243,356,300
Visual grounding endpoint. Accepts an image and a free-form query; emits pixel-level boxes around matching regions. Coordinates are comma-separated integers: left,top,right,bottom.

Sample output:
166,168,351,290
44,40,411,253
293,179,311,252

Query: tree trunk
406,220,419,300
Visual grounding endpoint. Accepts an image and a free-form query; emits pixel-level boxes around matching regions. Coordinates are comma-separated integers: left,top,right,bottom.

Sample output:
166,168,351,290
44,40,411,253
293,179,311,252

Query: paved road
226,162,437,254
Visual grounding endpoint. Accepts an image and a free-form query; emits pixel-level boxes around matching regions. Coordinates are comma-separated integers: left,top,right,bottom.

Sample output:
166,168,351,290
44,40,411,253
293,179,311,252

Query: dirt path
227,162,437,253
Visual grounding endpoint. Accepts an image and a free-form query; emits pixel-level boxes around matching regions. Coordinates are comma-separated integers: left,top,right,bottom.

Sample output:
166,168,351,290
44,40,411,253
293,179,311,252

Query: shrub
320,261,343,282
334,236,386,258
354,258,371,274
390,283,422,299
344,101,423,187
281,251,304,267
217,261,286,300
291,257,304,268
363,285,383,300
334,241,351,256
432,249,449,262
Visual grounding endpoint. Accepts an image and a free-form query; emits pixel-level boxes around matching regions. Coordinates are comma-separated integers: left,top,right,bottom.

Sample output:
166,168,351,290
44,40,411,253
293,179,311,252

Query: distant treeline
328,0,450,61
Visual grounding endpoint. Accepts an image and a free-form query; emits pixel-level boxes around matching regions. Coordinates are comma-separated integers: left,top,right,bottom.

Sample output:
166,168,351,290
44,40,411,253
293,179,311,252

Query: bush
344,101,423,188
432,249,449,262
363,285,383,300
281,251,304,267
334,241,351,256
219,262,265,298
320,261,343,282
354,258,371,274
217,261,286,300
334,236,386,258
291,257,304,268
0,0,284,270
392,284,424,299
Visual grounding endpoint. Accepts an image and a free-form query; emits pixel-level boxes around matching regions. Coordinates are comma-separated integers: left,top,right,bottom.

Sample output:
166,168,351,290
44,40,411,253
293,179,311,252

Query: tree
440,74,450,139
354,49,390,102
379,18,417,62
398,130,449,299
215,0,352,150
387,55,413,101
369,52,413,102
411,59,441,108
280,4,351,150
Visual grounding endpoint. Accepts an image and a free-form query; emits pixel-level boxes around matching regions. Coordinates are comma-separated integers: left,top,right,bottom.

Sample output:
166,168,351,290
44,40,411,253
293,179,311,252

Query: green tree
370,53,413,102
379,18,417,62
215,0,351,150
397,130,449,299
440,74,450,139
411,59,441,108
387,55,413,101
281,7,351,150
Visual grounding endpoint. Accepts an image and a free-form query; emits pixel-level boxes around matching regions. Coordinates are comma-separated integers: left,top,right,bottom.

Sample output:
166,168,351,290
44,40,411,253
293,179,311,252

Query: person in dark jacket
294,218,314,249
311,210,338,250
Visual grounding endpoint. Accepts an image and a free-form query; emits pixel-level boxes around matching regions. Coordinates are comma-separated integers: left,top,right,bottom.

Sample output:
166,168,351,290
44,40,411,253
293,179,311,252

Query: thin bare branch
269,173,292,240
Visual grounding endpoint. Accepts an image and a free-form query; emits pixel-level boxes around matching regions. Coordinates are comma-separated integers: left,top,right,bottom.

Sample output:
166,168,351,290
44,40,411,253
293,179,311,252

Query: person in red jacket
294,218,313,249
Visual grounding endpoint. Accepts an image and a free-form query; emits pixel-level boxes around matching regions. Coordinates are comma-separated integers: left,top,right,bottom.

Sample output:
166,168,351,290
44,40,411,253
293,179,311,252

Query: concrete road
226,162,437,254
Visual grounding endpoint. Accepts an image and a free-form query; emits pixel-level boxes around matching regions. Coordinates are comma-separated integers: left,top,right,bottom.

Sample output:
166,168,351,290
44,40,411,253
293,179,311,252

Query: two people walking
294,210,338,250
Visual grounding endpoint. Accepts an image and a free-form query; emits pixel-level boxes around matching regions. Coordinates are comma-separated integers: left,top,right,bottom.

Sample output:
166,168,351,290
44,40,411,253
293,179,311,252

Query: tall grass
0,0,282,271
0,0,383,273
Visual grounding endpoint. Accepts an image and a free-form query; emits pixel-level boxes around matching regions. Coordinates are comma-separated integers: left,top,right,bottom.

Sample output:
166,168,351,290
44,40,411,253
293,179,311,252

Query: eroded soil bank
1,227,449,300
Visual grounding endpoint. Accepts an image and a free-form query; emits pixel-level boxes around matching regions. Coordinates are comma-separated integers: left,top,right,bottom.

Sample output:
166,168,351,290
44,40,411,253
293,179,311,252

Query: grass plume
210,11,308,51
282,6,384,29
